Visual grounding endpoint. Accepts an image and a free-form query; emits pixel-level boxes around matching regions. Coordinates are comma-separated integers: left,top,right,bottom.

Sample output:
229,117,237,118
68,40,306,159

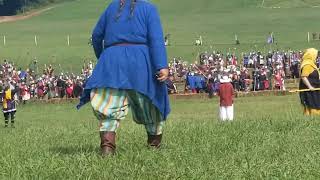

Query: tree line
0,0,71,16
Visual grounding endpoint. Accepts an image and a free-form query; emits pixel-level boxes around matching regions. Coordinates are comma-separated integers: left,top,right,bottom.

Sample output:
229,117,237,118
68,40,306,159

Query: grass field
1,95,320,179
0,0,320,71
1,1,320,179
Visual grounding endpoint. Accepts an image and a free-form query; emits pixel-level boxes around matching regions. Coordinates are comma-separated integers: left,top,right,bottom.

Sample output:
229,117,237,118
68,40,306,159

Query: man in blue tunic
77,0,170,156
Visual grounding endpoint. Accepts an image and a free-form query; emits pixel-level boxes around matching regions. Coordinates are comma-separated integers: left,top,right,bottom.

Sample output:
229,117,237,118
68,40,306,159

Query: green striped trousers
90,88,164,135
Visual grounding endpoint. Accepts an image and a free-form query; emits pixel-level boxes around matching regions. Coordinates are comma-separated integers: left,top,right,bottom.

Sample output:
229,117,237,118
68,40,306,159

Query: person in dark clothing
291,61,300,79
73,82,83,98
56,77,66,98
165,76,177,94
207,78,215,98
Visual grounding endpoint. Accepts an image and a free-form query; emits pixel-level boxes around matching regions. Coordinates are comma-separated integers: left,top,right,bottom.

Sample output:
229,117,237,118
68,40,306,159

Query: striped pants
91,88,164,135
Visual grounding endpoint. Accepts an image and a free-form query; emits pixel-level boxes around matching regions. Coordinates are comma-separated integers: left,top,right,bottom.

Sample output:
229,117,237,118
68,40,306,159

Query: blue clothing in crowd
19,71,27,79
186,75,206,89
77,0,170,120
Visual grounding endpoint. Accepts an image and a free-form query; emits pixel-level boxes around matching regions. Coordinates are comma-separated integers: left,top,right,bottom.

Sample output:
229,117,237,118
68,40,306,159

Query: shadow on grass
49,145,100,156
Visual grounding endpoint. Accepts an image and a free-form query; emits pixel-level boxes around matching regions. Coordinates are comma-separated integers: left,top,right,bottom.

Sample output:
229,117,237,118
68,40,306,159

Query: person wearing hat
217,75,235,121
77,0,170,156
299,48,320,115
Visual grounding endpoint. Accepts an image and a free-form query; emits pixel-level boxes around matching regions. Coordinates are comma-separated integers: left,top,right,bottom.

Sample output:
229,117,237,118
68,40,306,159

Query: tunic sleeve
301,65,315,77
92,9,108,59
147,5,168,70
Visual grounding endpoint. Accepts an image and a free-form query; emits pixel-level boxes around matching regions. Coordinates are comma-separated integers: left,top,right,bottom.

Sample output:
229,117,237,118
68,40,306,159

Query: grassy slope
1,95,320,179
263,0,320,7
0,0,320,71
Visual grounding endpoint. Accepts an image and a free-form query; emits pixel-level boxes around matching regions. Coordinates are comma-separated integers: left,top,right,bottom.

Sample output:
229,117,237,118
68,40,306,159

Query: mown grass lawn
1,95,320,179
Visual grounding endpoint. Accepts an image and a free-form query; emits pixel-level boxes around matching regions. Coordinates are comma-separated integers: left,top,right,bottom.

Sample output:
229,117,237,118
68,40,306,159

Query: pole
34,35,38,46
253,55,257,91
193,64,208,79
173,58,177,73
307,32,310,43
59,64,64,74
3,35,6,46
289,88,320,93
67,35,70,46
261,0,265,7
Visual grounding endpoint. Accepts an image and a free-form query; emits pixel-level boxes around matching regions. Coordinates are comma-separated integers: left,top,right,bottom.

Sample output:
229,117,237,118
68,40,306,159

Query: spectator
2,84,17,128
218,75,234,121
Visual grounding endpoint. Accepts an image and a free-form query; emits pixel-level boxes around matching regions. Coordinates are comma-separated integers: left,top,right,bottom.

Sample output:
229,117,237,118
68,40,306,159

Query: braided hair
115,0,137,21
130,0,137,18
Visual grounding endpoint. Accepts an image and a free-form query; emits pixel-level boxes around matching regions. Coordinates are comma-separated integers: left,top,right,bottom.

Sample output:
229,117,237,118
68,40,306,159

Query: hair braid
130,0,137,18
115,0,126,21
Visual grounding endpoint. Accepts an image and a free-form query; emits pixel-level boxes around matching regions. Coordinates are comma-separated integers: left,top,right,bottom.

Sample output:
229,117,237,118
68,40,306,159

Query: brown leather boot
100,131,116,156
147,134,162,149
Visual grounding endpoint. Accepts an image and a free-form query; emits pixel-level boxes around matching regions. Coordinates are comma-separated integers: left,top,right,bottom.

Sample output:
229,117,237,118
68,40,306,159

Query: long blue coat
77,0,170,120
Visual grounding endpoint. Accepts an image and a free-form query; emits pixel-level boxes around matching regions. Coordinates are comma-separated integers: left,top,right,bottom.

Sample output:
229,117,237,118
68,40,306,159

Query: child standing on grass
218,75,234,121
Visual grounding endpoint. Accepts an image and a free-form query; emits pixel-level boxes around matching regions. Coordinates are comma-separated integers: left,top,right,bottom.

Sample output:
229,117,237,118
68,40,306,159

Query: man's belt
105,42,147,48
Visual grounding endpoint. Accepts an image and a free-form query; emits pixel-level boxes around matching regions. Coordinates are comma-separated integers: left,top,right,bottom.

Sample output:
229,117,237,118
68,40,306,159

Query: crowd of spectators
165,50,320,96
1,49,319,103
0,59,94,103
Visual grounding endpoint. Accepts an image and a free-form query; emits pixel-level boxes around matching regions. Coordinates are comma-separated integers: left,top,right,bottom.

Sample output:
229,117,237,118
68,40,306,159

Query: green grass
263,0,320,7
0,0,320,72
1,95,320,179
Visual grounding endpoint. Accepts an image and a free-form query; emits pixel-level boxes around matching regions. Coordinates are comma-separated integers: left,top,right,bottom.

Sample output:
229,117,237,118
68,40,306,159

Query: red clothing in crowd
66,85,74,97
218,82,234,106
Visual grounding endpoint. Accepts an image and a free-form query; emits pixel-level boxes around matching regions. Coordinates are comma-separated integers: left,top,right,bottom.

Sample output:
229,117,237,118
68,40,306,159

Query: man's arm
147,4,168,81
92,9,108,59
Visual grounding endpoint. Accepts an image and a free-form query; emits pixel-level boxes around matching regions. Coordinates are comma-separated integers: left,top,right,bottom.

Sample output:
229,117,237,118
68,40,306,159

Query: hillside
0,0,320,71
0,0,73,15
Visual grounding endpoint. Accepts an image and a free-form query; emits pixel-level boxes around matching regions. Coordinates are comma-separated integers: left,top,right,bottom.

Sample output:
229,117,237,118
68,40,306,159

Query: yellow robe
300,48,320,115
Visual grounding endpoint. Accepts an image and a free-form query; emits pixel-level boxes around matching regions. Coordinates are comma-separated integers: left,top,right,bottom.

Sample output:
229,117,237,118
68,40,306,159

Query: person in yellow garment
2,85,17,128
299,48,320,115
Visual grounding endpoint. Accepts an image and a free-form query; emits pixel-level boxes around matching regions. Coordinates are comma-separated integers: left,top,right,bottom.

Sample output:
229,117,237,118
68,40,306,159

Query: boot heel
100,131,116,156
147,134,162,149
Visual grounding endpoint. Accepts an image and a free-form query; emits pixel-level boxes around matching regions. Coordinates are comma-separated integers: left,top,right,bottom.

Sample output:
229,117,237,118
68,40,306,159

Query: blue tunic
77,0,170,120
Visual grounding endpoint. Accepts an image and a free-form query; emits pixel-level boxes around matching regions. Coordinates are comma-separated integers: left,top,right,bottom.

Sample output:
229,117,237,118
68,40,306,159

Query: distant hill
0,0,73,16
